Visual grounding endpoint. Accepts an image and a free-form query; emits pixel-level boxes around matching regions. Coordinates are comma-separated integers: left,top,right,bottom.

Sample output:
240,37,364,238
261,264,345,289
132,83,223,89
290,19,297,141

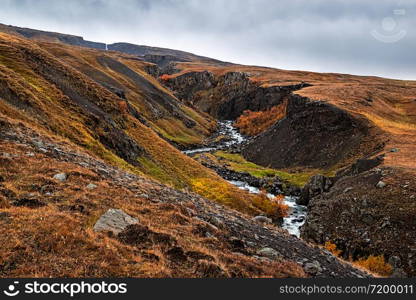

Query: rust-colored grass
235,101,287,136
0,136,304,278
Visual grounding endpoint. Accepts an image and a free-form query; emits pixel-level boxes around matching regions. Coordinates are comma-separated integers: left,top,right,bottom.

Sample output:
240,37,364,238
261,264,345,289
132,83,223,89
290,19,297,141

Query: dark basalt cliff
242,95,385,170
163,70,308,119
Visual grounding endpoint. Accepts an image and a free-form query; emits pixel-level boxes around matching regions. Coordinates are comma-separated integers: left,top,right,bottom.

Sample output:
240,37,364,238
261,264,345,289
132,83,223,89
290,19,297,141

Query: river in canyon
184,121,307,237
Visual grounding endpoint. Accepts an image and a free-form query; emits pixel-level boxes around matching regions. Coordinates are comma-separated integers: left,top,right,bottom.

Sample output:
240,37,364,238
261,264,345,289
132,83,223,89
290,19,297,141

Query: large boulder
297,174,333,206
93,209,139,235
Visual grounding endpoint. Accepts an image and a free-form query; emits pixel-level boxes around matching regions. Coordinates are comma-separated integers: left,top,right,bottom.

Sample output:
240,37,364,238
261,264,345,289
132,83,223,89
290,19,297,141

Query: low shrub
323,241,393,277
355,255,393,277
324,241,342,257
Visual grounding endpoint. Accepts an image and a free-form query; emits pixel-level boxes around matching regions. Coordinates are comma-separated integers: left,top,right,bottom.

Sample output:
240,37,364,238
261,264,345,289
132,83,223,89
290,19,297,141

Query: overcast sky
0,0,415,79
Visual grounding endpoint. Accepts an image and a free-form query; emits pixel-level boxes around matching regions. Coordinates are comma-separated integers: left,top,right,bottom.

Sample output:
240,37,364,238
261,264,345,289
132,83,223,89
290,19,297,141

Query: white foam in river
228,180,307,237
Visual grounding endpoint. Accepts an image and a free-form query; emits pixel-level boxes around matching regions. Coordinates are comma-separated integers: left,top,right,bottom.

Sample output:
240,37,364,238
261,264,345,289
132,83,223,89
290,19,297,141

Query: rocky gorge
160,68,415,277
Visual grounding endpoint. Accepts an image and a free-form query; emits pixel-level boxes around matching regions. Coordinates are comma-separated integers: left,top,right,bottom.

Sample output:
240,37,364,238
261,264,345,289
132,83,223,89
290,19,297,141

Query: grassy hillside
0,32,284,218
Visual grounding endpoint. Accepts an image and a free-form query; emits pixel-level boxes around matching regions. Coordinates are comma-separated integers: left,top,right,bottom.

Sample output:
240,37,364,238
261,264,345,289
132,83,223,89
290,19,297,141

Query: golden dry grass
0,138,304,278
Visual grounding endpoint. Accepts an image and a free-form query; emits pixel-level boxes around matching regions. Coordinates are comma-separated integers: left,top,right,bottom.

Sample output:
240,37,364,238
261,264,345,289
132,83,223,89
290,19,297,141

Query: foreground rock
53,173,67,182
94,209,139,235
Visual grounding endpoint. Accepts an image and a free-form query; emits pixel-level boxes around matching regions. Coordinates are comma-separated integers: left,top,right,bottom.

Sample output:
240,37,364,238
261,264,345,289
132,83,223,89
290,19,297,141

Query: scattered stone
256,247,281,260
186,251,215,261
53,173,67,182
390,148,400,153
292,216,305,223
376,181,386,188
388,256,402,268
93,209,139,235
86,183,97,190
304,261,322,275
349,156,384,175
229,237,246,251
381,219,391,228
208,216,224,228
343,187,353,194
252,215,272,224
166,246,188,262
0,212,10,222
2,153,11,158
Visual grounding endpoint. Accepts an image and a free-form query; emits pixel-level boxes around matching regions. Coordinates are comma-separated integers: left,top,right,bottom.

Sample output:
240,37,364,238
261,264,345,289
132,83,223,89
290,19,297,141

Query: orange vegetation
324,242,392,277
159,74,174,81
355,256,393,277
324,241,342,257
235,101,287,136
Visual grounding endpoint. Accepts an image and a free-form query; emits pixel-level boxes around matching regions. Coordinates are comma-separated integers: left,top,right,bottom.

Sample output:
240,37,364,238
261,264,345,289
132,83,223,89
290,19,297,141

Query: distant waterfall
105,44,108,51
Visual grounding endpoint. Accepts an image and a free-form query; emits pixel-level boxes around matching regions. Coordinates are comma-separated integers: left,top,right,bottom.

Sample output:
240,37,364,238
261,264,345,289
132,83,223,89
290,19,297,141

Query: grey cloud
0,0,415,79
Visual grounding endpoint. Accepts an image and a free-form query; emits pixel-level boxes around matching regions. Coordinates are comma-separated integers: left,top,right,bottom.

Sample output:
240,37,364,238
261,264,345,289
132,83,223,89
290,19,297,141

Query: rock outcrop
242,95,385,170
163,71,309,119
297,175,333,206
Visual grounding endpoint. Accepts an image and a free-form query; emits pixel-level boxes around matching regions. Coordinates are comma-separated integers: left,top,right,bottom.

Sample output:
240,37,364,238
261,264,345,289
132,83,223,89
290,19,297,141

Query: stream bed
184,121,307,237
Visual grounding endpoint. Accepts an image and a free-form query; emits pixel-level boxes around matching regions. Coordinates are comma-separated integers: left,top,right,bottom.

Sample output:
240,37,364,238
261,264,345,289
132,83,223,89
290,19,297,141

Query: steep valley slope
0,31,280,219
